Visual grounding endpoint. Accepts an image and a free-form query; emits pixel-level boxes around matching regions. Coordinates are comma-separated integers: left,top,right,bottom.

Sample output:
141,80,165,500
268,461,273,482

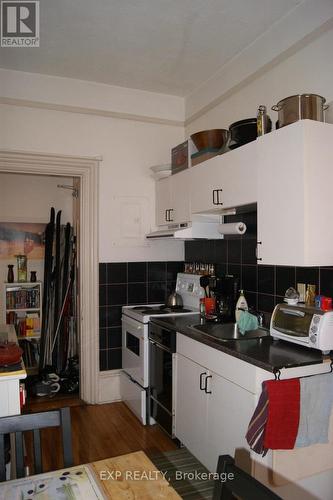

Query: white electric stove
121,273,204,424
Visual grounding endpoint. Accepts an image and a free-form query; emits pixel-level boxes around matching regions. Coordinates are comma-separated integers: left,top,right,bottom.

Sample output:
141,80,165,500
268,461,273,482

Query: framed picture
0,222,45,259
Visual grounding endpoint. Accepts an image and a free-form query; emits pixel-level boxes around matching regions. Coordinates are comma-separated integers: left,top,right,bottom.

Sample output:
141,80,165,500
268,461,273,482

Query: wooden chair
0,407,73,482
213,454,282,500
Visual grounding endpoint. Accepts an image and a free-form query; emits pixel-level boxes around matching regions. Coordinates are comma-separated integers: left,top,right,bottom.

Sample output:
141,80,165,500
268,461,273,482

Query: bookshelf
4,281,42,375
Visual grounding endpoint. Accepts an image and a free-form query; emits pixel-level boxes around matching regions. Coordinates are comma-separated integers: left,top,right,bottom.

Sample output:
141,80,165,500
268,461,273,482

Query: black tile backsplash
166,261,184,281
108,327,122,348
228,239,242,264
242,239,257,265
185,209,330,320
148,281,167,303
128,262,147,283
296,267,320,291
148,261,166,282
242,265,257,293
107,262,127,283
258,265,275,295
319,268,333,297
276,266,296,296
128,283,147,305
108,284,127,306
99,260,183,371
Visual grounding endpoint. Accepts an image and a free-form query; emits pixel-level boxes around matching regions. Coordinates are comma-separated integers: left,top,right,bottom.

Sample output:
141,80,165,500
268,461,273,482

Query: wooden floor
26,402,177,472
24,393,84,413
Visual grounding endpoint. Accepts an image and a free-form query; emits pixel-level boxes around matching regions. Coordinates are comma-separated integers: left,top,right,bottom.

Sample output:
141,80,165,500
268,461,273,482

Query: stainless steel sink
189,322,269,341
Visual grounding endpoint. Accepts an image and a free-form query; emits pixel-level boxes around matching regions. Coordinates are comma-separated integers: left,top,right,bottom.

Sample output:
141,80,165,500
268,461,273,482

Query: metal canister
271,94,328,128
256,105,272,136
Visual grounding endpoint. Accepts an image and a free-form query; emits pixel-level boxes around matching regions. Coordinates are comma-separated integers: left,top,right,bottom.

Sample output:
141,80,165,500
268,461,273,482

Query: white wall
186,26,333,135
0,173,73,224
0,96,185,262
0,173,73,318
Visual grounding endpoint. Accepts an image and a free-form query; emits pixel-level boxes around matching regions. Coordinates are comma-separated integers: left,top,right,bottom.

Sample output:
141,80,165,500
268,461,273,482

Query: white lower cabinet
175,350,254,472
175,353,208,462
205,370,254,472
175,333,333,499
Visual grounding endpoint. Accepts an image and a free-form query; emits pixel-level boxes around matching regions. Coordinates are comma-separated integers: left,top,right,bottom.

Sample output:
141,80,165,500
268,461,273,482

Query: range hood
146,221,224,240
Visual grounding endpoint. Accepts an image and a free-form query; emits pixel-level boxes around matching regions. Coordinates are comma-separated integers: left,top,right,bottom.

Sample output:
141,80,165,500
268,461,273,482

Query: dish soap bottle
235,290,248,322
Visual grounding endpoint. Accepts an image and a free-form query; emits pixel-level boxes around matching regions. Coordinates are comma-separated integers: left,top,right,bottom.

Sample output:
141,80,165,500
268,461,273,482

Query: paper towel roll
218,222,247,235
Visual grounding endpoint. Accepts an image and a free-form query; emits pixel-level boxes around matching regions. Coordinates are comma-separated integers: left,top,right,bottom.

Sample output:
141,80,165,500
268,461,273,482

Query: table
0,451,181,499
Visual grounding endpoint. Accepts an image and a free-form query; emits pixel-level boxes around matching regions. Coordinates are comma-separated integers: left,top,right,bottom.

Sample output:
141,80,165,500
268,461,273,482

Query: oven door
122,315,148,387
149,338,175,436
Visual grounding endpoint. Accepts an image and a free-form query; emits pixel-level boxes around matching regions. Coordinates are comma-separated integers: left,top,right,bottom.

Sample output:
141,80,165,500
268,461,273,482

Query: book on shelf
6,285,40,309
6,311,41,337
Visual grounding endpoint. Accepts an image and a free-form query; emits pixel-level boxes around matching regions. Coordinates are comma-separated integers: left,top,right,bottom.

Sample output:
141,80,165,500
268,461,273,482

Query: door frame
0,150,100,403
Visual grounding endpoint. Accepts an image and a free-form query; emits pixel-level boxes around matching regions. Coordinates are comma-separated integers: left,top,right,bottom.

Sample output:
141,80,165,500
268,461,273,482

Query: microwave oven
270,303,333,353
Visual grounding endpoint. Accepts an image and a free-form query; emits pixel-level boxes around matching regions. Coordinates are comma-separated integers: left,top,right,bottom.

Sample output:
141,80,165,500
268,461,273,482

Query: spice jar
16,255,27,282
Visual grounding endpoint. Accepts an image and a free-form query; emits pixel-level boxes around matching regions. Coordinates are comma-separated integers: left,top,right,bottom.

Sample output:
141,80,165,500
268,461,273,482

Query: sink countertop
150,315,325,372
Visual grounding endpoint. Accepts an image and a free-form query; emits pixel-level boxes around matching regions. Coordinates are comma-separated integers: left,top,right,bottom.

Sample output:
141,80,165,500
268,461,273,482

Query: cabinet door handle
169,209,174,222
256,241,262,261
200,372,207,391
204,375,212,394
216,189,223,205
212,190,217,205
165,209,169,222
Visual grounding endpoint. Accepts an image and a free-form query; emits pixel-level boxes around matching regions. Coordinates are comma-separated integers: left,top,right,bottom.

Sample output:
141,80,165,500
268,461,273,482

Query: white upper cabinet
170,170,191,224
154,121,333,267
155,176,172,226
190,141,258,214
155,170,191,226
257,120,333,266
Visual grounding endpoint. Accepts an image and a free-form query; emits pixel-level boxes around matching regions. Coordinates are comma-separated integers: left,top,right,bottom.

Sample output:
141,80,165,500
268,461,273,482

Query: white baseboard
98,369,122,403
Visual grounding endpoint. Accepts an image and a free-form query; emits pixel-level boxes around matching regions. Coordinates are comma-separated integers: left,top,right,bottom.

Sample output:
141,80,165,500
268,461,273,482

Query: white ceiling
0,0,303,97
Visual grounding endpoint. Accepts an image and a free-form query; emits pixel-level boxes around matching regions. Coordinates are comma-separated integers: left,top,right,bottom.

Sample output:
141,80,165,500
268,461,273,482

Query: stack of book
6,286,40,309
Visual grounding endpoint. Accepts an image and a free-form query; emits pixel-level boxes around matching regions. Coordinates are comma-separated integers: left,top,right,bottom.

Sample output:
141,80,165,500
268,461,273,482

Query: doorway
0,150,99,404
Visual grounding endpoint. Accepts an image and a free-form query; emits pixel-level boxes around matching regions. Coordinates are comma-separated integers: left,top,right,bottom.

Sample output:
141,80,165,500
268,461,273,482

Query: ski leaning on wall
39,207,78,385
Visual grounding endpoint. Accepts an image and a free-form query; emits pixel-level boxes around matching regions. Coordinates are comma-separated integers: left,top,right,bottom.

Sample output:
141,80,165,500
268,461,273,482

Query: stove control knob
311,326,317,333
313,315,320,324
310,335,317,343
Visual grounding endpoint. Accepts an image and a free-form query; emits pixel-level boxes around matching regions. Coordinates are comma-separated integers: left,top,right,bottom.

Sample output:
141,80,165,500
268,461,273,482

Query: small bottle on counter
200,298,206,320
305,284,316,307
235,290,248,322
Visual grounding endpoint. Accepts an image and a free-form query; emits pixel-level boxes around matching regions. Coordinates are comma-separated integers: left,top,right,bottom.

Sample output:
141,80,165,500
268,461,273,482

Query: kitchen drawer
177,333,257,393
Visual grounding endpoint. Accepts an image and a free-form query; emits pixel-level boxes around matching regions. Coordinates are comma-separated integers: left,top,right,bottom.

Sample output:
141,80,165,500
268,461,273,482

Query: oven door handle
149,339,171,353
